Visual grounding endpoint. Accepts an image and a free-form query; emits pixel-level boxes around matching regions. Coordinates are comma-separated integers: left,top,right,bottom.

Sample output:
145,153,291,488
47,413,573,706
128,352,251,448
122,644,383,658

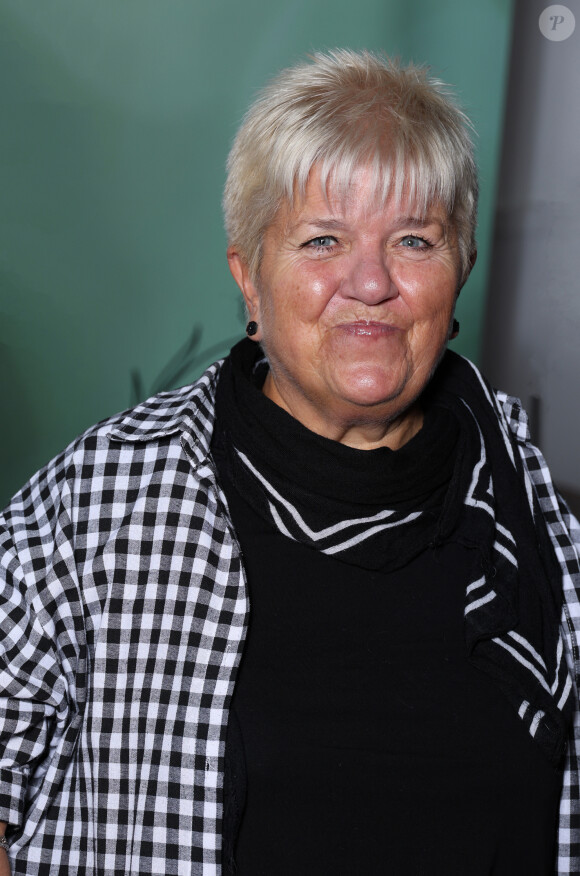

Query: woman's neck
261,370,424,451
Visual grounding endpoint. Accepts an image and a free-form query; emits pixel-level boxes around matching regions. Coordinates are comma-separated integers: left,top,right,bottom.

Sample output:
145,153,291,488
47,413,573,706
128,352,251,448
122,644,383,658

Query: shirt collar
105,358,223,467
496,391,532,444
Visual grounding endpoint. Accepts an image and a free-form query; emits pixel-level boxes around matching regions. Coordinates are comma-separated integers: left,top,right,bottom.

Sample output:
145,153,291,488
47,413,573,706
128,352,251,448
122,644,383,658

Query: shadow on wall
130,325,241,406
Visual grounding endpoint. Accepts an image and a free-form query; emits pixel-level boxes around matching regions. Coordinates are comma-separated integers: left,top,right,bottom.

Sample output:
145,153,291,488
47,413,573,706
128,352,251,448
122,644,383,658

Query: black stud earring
246,321,258,337
451,318,460,339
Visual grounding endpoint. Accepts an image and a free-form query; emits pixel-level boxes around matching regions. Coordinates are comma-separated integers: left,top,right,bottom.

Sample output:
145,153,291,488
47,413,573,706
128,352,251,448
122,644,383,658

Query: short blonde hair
224,49,478,284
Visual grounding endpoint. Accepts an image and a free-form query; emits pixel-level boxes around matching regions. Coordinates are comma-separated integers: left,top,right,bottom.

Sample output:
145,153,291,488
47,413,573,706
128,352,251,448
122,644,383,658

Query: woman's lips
337,321,399,337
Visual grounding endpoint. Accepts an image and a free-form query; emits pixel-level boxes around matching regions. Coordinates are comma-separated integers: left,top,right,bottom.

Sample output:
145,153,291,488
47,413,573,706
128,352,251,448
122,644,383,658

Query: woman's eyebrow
393,215,446,229
287,215,447,235
288,217,348,234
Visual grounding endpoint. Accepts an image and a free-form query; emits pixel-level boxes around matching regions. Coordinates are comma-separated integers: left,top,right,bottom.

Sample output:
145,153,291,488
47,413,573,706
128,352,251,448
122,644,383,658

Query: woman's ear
227,247,263,339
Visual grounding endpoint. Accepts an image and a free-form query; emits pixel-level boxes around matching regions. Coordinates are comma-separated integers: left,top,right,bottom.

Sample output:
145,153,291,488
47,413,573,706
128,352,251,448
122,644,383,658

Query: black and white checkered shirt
1,355,579,874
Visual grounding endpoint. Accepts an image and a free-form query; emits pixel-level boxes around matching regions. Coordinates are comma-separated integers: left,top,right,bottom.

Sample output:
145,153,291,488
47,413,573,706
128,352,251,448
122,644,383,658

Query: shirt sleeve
515,440,580,875
0,457,80,830
554,493,580,874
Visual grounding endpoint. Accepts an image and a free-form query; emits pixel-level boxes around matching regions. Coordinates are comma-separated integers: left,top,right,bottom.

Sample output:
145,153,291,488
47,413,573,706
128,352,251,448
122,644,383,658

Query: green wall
0,0,514,506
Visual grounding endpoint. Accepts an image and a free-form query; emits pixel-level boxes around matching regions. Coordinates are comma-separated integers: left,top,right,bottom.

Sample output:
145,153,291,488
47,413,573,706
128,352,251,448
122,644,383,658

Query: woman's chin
329,366,411,412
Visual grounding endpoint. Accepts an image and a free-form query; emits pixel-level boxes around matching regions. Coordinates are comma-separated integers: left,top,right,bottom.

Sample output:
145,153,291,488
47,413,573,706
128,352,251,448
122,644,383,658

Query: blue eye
306,236,336,248
400,235,429,248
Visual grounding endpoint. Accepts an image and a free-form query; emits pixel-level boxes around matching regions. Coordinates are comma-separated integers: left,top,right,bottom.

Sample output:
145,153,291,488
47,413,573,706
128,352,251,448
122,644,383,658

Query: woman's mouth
338,321,399,337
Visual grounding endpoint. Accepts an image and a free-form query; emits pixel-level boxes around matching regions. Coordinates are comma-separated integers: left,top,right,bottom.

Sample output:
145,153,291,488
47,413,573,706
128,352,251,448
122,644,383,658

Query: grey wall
483,0,580,507
0,0,515,506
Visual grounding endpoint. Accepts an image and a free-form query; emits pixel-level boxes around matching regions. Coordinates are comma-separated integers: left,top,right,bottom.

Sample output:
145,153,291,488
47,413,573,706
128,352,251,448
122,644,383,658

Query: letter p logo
539,5,576,40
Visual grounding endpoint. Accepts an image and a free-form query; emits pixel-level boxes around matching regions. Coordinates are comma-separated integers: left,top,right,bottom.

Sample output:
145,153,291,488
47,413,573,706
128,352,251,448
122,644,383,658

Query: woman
0,50,579,876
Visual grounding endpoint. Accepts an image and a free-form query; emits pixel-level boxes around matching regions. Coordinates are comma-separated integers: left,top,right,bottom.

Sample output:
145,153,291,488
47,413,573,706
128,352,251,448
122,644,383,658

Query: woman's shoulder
103,356,223,446
434,350,532,444
0,357,226,536
491,387,532,445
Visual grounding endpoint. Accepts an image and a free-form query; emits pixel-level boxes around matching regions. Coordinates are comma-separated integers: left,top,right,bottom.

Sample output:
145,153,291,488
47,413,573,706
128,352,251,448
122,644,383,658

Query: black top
212,341,562,875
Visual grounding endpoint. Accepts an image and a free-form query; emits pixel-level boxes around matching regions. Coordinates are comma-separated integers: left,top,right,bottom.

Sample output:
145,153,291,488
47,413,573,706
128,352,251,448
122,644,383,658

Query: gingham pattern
494,390,580,875
0,362,248,875
0,355,579,874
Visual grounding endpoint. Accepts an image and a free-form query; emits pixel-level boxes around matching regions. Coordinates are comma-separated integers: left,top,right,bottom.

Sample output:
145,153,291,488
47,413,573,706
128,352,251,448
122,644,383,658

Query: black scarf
214,339,574,764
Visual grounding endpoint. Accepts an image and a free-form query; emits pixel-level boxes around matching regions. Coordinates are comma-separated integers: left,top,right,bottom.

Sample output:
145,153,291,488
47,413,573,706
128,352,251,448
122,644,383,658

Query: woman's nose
344,253,397,305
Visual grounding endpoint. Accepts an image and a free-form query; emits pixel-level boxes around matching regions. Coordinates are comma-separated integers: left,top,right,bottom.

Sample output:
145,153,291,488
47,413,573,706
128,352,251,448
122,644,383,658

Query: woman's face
228,165,464,449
